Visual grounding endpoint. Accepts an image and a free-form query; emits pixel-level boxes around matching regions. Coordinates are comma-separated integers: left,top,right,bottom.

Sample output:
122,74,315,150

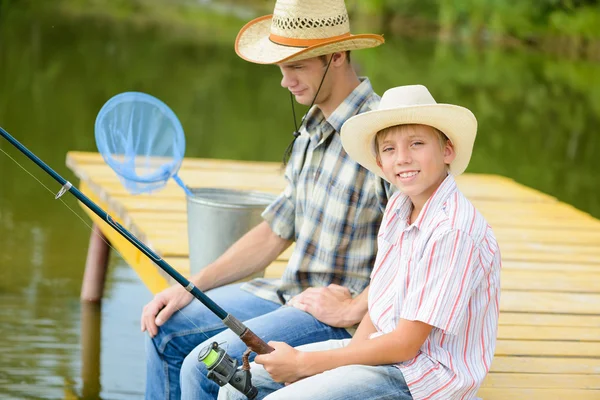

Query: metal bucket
186,188,276,276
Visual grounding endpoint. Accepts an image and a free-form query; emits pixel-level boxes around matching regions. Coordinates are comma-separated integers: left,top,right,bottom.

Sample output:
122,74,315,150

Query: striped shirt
242,78,389,304
369,174,501,400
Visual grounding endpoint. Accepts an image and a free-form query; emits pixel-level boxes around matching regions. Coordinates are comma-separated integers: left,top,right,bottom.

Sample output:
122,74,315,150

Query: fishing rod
0,126,269,398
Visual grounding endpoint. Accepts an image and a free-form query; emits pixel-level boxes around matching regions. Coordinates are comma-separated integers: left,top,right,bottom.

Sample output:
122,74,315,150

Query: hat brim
340,104,477,182
235,15,384,65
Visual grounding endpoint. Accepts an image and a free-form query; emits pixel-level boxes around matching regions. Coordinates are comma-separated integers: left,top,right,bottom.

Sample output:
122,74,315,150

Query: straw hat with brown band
235,0,385,65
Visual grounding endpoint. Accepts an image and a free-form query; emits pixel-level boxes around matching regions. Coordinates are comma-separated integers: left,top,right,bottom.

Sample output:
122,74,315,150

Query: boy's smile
376,124,456,211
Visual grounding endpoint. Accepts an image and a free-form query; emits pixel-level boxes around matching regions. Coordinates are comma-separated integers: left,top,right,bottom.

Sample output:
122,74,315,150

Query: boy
218,84,501,400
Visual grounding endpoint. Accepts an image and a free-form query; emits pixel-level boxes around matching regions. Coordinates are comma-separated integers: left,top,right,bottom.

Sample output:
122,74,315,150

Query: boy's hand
141,285,194,337
289,284,354,327
255,341,307,384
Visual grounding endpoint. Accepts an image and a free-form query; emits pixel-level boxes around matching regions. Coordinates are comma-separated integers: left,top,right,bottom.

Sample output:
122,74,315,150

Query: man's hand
141,285,194,337
289,284,357,327
255,341,307,384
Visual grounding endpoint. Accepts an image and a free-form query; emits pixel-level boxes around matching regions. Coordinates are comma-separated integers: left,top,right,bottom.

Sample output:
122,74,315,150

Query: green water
0,4,599,399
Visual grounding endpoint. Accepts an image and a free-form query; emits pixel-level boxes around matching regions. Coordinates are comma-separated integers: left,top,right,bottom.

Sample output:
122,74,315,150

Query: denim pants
144,283,352,400
217,339,413,400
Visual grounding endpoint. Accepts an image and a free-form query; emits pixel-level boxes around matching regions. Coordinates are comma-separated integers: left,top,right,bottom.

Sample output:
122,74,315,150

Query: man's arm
290,284,369,328
193,221,291,291
141,221,291,337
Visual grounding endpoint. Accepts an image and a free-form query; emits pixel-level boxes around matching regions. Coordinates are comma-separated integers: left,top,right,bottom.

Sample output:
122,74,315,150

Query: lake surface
0,3,599,399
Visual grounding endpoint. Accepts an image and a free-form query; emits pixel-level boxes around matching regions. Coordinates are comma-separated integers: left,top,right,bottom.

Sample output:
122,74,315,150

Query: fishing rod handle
223,314,274,354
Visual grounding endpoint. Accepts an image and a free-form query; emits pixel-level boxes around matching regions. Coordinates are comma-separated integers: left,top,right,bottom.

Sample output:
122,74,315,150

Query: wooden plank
499,313,600,328
497,325,600,341
482,373,600,389
78,182,169,294
500,291,600,314
495,340,600,357
494,227,600,245
490,356,600,374
502,261,600,273
66,151,285,173
476,388,600,400
501,270,600,293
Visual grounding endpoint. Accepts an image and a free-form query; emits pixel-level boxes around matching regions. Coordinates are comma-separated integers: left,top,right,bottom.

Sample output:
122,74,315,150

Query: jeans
144,283,352,400
217,339,413,400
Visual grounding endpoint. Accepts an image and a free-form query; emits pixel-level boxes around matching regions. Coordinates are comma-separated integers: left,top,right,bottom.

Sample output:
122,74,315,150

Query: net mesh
95,92,190,195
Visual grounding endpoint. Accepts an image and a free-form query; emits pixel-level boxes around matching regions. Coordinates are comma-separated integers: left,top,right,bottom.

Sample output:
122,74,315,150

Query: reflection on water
0,3,599,399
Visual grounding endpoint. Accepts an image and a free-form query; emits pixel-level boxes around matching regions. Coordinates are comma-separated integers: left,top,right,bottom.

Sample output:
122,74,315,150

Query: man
141,0,388,398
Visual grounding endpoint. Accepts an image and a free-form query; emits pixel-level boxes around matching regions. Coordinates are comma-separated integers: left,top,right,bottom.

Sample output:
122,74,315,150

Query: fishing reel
198,342,258,399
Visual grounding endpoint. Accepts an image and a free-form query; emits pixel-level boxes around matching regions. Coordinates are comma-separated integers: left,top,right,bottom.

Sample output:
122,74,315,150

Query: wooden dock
66,151,600,399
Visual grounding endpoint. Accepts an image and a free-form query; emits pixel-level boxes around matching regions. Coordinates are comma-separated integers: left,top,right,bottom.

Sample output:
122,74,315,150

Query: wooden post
80,301,102,399
81,224,110,302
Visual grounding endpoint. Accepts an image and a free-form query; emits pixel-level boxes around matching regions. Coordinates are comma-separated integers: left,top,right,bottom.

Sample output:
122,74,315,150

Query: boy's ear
376,156,383,168
443,140,456,165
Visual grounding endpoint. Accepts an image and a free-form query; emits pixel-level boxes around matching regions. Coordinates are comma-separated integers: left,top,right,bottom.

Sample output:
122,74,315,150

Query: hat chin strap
283,55,335,165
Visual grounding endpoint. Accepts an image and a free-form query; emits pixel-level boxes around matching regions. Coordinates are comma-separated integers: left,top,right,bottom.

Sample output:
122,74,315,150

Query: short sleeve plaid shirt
241,78,389,304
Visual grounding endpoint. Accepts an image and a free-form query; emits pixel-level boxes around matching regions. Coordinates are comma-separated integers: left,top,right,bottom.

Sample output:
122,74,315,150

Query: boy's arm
256,317,432,383
347,311,377,345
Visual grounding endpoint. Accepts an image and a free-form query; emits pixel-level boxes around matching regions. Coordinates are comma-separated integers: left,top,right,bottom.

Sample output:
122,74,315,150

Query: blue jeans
218,339,413,400
144,283,352,399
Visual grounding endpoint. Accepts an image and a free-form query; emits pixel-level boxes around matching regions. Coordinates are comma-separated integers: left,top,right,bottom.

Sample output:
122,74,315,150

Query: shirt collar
395,174,458,231
302,77,375,143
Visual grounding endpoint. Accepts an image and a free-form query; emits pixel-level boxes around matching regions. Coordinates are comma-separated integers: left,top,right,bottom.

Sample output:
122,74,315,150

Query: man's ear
331,52,346,66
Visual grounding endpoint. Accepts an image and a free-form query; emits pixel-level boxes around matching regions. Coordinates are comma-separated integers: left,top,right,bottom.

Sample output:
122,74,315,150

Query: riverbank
4,0,599,61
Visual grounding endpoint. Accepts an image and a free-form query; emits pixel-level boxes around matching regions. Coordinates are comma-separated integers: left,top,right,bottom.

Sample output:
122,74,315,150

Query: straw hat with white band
235,0,384,65
340,85,478,181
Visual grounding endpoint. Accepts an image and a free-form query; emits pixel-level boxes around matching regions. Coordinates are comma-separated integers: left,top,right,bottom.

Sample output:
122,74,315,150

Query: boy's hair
374,124,450,166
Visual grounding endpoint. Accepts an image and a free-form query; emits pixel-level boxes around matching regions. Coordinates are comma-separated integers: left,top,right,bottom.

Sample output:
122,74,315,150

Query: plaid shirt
241,78,389,304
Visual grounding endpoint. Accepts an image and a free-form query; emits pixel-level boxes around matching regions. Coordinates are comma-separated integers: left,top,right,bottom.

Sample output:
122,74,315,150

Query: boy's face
278,56,332,106
376,124,456,206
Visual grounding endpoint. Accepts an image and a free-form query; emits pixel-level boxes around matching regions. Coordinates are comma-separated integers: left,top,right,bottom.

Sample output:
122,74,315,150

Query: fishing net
95,92,191,195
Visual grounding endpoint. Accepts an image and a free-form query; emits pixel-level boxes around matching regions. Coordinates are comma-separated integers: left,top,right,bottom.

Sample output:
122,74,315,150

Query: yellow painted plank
490,355,600,374
129,219,600,248
495,340,600,357
501,270,600,293
500,251,600,264
482,373,600,389
502,261,600,273
67,151,563,204
66,151,285,172
79,182,169,294
494,227,600,245
499,313,600,328
476,388,600,400
500,291,600,314
497,325,600,341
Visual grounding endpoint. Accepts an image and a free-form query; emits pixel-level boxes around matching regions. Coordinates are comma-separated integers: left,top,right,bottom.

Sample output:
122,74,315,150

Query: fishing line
0,144,215,344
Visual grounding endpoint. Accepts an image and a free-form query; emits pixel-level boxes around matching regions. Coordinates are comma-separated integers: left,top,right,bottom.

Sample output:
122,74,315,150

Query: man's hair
318,51,351,65
374,124,450,165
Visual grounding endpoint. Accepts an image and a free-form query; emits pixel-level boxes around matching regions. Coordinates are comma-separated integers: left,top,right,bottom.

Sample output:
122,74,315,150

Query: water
0,3,599,399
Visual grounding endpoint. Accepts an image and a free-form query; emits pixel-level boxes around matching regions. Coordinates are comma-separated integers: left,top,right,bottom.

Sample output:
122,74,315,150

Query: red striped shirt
368,175,501,400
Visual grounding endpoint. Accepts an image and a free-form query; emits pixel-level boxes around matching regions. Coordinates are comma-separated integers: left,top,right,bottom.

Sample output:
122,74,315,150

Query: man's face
278,57,330,106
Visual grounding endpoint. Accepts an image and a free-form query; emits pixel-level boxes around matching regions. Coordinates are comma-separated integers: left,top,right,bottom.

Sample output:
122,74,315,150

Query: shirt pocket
319,181,359,247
